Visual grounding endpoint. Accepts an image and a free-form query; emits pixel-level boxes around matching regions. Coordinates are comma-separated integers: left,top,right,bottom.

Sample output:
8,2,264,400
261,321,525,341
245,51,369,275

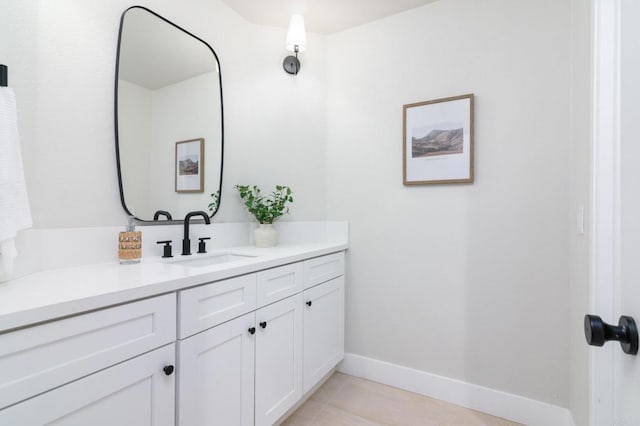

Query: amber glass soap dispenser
118,216,142,264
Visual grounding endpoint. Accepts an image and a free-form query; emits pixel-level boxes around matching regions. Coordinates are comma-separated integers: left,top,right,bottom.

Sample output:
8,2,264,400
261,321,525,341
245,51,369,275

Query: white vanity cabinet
0,294,177,425
176,251,344,426
0,249,346,426
177,274,258,425
177,291,304,426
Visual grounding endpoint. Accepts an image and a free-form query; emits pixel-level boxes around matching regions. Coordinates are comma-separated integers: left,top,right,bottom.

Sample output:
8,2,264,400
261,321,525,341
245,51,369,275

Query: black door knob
163,365,175,376
248,327,256,335
259,321,267,329
584,315,639,355
306,301,312,307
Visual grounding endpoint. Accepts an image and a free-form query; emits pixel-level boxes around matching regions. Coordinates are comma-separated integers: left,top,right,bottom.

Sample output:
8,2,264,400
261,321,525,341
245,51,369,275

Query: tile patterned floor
281,373,521,426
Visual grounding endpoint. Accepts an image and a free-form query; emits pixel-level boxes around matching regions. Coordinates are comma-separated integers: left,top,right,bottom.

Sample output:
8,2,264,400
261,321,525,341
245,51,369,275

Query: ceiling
219,0,440,34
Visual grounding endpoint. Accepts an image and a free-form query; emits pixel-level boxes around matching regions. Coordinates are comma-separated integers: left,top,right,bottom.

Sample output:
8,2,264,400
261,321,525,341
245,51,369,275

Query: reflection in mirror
115,6,223,222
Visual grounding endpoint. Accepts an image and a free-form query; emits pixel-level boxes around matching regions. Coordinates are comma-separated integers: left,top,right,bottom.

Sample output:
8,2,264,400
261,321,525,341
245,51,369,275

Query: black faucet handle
198,237,211,254
156,240,173,258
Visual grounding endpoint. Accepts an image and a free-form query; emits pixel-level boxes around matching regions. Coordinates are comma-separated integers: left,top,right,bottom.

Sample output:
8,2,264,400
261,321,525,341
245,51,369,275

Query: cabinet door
255,294,303,426
303,276,345,393
0,344,175,426
177,312,255,426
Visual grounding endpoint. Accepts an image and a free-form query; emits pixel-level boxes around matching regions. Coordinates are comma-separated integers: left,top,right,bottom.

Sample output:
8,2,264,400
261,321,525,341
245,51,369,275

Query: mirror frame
114,5,224,223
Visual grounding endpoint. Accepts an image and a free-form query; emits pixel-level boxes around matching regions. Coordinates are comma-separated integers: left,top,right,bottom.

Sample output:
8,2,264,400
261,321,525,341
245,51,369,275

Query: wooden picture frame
175,138,204,193
403,94,474,185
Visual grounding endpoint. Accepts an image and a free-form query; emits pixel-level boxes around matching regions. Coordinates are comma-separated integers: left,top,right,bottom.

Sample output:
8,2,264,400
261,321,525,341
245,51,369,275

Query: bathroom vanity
0,243,346,425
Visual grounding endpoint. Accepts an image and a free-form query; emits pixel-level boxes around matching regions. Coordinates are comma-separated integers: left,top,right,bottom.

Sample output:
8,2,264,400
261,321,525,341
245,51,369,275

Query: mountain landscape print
411,127,463,158
179,156,199,175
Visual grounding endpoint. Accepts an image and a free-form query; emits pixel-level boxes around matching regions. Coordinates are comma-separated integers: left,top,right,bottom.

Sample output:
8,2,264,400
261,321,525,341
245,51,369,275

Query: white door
589,1,640,424
255,293,303,426
177,312,256,426
0,344,175,425
303,276,345,393
613,0,640,422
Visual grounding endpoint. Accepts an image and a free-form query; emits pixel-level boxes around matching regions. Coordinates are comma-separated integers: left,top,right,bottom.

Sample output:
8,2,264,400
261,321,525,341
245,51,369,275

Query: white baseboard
338,353,574,426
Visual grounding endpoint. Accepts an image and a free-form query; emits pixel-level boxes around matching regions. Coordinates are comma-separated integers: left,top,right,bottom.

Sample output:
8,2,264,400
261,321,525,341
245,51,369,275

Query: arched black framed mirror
115,6,223,222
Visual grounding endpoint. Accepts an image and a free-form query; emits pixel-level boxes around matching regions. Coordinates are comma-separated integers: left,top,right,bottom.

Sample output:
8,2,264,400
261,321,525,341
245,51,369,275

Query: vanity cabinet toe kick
0,250,345,426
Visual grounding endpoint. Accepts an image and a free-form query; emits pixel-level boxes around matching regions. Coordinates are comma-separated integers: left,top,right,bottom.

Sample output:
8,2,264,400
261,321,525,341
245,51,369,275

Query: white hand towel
0,87,32,275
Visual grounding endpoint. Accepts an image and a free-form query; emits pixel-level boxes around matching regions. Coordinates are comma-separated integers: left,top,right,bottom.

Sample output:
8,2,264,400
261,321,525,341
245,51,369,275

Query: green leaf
234,184,294,223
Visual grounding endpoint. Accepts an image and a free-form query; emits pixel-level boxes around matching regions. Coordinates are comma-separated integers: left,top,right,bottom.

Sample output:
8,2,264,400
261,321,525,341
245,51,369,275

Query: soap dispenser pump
118,216,142,264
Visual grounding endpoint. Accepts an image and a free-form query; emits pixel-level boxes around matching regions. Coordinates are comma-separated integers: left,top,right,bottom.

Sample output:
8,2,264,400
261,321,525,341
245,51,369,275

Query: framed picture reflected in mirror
175,138,204,193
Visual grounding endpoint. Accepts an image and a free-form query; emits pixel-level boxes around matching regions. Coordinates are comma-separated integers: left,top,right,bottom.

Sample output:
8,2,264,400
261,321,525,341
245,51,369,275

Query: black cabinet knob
248,327,256,335
306,301,312,307
584,315,639,355
163,365,175,376
259,321,267,329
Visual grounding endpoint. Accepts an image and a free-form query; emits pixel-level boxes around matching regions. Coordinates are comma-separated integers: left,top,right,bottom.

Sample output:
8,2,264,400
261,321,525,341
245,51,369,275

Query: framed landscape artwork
403,94,474,185
175,138,204,193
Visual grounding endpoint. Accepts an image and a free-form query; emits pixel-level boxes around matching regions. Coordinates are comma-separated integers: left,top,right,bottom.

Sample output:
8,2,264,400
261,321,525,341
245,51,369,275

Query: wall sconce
283,14,306,75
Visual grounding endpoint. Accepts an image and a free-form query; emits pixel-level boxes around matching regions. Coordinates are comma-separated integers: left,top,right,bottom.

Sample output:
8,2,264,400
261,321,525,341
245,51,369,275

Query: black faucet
182,211,211,255
153,210,173,221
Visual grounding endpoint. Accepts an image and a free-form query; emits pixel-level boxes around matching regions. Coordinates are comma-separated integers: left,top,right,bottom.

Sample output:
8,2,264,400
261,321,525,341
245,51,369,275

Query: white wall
1,0,328,227
568,0,592,424
326,0,571,407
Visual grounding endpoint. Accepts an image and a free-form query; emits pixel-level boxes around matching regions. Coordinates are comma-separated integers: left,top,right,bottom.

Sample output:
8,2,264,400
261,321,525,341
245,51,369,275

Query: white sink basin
170,253,256,268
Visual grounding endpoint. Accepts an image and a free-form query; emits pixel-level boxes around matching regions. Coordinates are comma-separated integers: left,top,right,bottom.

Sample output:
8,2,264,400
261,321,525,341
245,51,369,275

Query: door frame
590,0,620,424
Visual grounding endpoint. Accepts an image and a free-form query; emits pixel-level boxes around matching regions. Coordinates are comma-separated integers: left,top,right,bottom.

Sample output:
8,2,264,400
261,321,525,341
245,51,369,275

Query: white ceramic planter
254,224,277,248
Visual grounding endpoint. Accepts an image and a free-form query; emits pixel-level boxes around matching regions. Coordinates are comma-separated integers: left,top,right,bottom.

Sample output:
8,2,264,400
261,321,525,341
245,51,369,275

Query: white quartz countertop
0,242,347,333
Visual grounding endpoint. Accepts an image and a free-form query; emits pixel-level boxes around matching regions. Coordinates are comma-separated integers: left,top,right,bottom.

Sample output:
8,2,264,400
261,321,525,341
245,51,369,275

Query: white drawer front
257,263,303,307
178,274,257,338
303,252,345,289
0,293,175,410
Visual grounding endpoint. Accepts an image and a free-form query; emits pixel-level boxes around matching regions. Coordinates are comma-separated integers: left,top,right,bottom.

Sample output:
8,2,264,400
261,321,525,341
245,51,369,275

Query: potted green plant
235,185,293,247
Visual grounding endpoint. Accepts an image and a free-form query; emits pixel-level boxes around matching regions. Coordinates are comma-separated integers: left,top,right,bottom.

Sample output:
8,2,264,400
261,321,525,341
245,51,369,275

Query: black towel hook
0,64,7,87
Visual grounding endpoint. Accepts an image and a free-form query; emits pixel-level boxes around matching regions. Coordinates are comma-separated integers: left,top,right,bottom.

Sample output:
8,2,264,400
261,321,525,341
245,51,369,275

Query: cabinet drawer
257,262,303,307
303,252,345,289
178,274,257,339
0,293,175,410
